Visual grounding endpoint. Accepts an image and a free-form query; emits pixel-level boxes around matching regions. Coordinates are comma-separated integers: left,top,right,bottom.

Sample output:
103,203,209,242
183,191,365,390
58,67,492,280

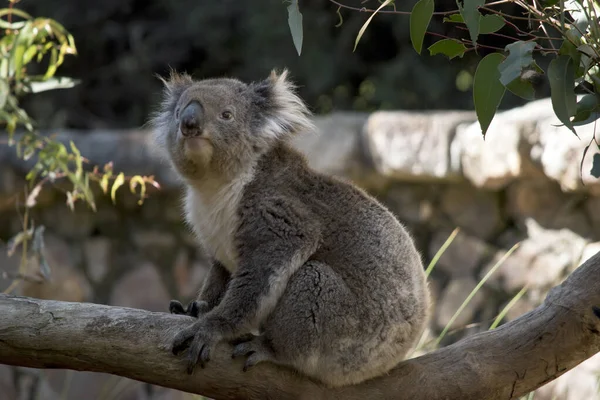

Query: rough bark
1,251,600,400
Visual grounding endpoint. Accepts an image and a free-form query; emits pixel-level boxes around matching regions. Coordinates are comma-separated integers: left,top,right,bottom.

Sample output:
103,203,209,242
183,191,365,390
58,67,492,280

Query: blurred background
1,0,598,399
14,0,549,130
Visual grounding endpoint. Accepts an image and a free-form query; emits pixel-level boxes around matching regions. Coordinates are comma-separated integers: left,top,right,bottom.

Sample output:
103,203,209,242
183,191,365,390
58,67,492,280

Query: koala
148,68,431,388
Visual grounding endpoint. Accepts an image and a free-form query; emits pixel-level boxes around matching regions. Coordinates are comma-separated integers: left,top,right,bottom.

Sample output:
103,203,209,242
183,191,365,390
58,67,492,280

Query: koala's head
149,69,314,181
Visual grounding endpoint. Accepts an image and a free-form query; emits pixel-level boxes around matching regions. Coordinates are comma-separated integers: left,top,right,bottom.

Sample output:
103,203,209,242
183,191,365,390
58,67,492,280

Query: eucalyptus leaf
504,62,544,101
111,172,125,204
287,0,303,56
443,14,464,23
27,77,80,93
410,0,435,55
428,39,468,60
479,14,505,34
548,55,578,136
565,0,589,32
354,0,394,52
571,93,599,125
0,8,32,20
498,41,536,86
0,78,8,109
457,0,484,45
473,52,506,138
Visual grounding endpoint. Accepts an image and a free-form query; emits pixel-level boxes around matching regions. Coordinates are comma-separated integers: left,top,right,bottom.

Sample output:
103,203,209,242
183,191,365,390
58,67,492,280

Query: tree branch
1,251,600,400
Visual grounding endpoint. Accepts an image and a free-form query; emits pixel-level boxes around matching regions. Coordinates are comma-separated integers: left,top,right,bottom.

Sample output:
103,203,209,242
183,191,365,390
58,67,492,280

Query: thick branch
1,251,600,400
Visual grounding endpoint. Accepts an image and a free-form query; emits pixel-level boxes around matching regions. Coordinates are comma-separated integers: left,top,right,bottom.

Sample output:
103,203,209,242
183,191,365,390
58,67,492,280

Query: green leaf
0,19,27,29
22,45,38,66
410,0,435,55
9,22,34,80
443,14,464,23
548,55,578,136
0,8,32,20
479,14,505,34
43,47,59,79
0,78,8,109
428,39,468,59
559,38,583,77
111,172,125,204
70,140,83,179
27,77,80,93
473,52,506,138
571,93,599,124
565,0,589,32
498,41,536,86
287,0,303,56
504,62,544,101
505,79,535,100
577,44,596,58
457,0,484,45
354,0,394,52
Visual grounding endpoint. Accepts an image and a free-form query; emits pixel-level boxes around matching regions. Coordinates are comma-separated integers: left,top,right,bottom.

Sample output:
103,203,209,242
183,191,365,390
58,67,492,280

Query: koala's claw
169,300,208,318
231,335,275,372
171,320,219,374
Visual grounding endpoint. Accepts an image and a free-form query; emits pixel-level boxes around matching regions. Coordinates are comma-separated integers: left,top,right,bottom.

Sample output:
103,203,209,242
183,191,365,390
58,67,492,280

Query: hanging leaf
428,39,468,59
287,0,303,56
504,62,544,100
571,93,599,125
31,225,51,280
27,77,80,93
129,175,147,205
354,0,394,52
443,14,464,23
410,0,435,55
457,0,484,45
479,14,505,34
111,172,125,204
548,55,578,136
473,52,506,138
565,0,589,32
0,78,8,109
25,181,44,208
498,41,537,86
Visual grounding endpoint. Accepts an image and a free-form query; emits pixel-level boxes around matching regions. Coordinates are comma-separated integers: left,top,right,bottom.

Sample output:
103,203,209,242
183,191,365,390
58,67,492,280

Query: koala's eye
220,110,234,121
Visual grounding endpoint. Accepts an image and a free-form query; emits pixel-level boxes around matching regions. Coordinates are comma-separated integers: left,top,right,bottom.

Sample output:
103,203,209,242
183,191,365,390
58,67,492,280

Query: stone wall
1,98,599,399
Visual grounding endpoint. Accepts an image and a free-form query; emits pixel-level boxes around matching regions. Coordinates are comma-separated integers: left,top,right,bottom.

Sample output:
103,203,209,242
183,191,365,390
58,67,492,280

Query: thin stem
532,0,556,51
329,0,514,17
454,25,523,42
480,6,546,23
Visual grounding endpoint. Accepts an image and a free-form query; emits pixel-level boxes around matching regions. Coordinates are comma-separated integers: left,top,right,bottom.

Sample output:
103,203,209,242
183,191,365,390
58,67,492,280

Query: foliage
290,0,600,176
0,0,158,292
286,0,304,56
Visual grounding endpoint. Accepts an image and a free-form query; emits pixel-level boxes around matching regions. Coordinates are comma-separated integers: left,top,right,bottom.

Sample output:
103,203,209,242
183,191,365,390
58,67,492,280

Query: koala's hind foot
169,300,209,318
231,334,278,372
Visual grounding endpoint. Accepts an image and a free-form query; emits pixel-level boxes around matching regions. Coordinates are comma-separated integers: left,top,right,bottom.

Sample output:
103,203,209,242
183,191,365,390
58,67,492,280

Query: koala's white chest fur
184,172,253,273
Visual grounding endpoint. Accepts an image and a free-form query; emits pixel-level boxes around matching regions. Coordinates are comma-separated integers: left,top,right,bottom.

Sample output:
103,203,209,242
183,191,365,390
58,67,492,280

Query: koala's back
237,142,431,386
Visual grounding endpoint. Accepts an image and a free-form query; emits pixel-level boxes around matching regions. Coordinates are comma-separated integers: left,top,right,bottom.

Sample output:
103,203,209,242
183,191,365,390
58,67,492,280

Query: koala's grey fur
149,68,431,388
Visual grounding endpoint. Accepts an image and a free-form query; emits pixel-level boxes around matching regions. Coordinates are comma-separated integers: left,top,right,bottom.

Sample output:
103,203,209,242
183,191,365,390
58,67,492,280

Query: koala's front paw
171,319,221,374
169,300,209,318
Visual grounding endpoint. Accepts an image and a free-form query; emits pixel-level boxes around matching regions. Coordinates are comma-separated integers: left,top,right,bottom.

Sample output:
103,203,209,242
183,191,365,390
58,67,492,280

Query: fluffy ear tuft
160,68,194,98
146,69,194,157
148,69,194,128
252,68,315,140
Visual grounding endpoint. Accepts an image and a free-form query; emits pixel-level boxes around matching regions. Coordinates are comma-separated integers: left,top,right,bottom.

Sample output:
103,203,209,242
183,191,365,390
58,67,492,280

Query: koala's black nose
179,101,203,137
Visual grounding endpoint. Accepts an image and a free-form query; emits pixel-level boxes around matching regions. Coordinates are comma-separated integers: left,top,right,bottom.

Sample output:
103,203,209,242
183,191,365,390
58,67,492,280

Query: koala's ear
158,69,194,101
147,70,193,136
250,68,314,140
